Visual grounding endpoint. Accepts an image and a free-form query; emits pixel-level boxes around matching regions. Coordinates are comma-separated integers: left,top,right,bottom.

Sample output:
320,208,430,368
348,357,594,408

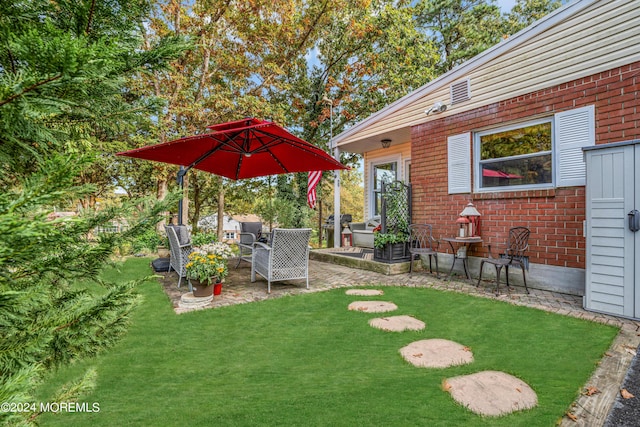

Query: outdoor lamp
456,216,470,238
341,225,353,247
459,202,482,237
381,138,391,149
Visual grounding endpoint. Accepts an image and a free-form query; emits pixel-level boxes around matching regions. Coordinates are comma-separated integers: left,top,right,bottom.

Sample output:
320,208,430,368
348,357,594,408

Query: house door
584,141,640,319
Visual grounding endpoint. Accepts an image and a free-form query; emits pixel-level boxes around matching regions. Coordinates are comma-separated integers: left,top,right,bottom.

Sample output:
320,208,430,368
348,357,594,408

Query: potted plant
374,230,410,262
185,242,233,297
373,181,412,263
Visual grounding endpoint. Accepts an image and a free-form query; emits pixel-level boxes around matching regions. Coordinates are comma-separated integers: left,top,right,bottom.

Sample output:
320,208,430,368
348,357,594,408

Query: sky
496,0,517,12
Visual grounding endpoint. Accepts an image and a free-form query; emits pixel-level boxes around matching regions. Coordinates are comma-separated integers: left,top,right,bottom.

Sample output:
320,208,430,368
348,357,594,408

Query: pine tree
0,1,185,424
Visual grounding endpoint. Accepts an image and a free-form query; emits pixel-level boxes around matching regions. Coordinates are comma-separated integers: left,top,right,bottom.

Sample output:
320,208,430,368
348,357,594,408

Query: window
225,232,236,240
372,161,397,216
476,119,553,190
449,105,596,193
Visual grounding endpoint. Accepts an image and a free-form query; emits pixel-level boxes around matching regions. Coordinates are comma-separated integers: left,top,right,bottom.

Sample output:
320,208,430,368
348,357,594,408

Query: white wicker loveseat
251,228,311,293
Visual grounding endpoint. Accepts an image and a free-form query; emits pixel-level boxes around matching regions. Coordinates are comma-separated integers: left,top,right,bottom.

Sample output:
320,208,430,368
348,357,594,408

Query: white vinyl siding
555,105,595,187
448,133,471,194
335,0,639,149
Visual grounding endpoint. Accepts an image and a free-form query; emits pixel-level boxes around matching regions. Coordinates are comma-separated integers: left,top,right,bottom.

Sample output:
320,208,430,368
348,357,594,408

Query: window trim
473,117,555,193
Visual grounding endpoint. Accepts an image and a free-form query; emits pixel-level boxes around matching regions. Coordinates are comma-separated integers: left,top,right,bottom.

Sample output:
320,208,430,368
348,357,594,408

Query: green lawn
39,258,618,426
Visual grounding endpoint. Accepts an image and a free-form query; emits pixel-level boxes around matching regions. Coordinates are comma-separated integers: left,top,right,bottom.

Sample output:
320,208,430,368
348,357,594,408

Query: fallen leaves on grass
621,389,635,399
442,379,451,392
566,412,578,422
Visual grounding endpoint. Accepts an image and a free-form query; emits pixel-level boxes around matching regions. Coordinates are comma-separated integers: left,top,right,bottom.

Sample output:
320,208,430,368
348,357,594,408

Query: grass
38,257,618,426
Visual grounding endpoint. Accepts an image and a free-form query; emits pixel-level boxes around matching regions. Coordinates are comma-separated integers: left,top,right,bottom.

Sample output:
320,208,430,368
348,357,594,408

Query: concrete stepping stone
348,301,398,313
179,292,213,310
400,339,474,368
346,289,384,296
443,370,538,416
369,315,425,332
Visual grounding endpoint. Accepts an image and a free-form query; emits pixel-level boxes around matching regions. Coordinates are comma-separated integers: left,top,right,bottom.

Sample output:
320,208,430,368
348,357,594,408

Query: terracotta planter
157,245,170,258
191,280,214,297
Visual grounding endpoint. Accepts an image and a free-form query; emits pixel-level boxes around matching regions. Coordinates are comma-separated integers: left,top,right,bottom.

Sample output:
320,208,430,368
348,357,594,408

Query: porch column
334,147,341,248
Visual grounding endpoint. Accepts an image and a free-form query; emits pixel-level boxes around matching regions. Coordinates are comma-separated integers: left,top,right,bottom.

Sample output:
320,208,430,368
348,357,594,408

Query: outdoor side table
442,237,483,281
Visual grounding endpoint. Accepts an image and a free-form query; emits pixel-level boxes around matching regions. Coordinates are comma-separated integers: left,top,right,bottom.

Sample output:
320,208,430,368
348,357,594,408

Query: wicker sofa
350,217,380,248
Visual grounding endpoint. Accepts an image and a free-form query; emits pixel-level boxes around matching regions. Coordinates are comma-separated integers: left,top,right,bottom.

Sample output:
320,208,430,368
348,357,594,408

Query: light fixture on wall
381,138,392,149
425,101,448,115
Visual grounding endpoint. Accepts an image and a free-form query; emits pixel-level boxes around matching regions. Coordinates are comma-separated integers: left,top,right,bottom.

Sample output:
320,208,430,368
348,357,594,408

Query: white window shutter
555,105,595,187
448,133,471,194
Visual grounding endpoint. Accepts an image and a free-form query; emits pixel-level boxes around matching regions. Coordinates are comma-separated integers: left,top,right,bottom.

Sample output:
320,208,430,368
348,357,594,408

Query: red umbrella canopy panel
117,118,347,180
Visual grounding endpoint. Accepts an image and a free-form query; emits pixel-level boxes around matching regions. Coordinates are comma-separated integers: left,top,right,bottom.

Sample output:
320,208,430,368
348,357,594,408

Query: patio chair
408,224,439,278
477,226,530,295
235,221,264,268
251,228,312,293
165,225,193,288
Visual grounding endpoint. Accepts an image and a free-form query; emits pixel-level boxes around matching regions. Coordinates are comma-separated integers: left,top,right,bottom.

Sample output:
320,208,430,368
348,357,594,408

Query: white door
585,142,639,318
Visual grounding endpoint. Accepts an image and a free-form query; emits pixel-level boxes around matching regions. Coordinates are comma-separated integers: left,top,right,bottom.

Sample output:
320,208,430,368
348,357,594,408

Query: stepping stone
179,292,213,310
346,289,384,296
369,315,425,332
443,370,538,416
348,301,398,313
400,339,474,368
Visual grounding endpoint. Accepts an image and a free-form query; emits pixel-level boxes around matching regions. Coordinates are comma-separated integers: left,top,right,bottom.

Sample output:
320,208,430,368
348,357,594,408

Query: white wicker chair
165,225,192,288
251,228,311,293
235,221,263,268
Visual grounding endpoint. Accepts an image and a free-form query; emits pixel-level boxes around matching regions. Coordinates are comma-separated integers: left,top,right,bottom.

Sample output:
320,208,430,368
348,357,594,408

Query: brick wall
411,61,640,269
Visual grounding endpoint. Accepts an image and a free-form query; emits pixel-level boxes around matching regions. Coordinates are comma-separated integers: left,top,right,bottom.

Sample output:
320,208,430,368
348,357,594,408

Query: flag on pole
307,170,322,209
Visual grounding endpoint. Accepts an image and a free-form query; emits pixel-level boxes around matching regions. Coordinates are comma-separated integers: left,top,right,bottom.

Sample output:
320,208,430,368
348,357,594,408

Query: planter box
374,242,411,263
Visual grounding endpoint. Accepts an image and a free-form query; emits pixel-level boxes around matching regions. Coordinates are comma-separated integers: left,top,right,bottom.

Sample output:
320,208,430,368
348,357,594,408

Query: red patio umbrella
116,118,346,180
116,118,346,223
482,169,523,179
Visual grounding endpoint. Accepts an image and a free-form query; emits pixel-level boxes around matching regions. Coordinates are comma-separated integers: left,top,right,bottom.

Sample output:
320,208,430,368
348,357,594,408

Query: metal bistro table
442,237,483,280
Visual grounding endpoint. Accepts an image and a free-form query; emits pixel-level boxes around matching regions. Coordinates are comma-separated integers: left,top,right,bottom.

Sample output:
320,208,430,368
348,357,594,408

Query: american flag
307,170,322,209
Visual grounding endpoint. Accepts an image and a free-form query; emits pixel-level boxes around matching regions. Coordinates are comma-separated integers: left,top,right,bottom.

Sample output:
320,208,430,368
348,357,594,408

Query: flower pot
191,280,214,297
213,283,222,296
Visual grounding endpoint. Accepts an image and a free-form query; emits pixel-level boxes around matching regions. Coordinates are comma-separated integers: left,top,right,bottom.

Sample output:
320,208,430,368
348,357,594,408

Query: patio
158,255,640,427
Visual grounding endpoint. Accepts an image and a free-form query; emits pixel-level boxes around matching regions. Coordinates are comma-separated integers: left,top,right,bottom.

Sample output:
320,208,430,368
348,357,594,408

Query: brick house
332,0,639,296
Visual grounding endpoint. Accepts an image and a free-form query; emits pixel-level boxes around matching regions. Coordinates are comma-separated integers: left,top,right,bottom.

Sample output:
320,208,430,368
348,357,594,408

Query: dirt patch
444,370,538,416
346,289,384,296
369,315,425,332
348,301,398,313
400,339,474,368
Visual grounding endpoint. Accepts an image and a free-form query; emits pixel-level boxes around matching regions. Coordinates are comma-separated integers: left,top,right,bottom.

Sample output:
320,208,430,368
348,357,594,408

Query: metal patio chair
408,224,439,278
165,225,193,288
477,226,530,295
251,228,311,293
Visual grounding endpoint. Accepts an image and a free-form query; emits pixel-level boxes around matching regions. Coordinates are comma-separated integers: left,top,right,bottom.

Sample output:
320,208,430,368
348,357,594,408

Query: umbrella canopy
482,169,523,179
116,118,346,180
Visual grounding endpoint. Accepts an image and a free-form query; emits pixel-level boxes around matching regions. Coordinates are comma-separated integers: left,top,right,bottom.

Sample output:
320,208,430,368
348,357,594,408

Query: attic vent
450,79,471,104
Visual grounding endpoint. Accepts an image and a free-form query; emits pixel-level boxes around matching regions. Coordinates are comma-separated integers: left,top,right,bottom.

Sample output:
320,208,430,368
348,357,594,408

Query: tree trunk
155,177,168,233
191,174,201,233
181,172,189,226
